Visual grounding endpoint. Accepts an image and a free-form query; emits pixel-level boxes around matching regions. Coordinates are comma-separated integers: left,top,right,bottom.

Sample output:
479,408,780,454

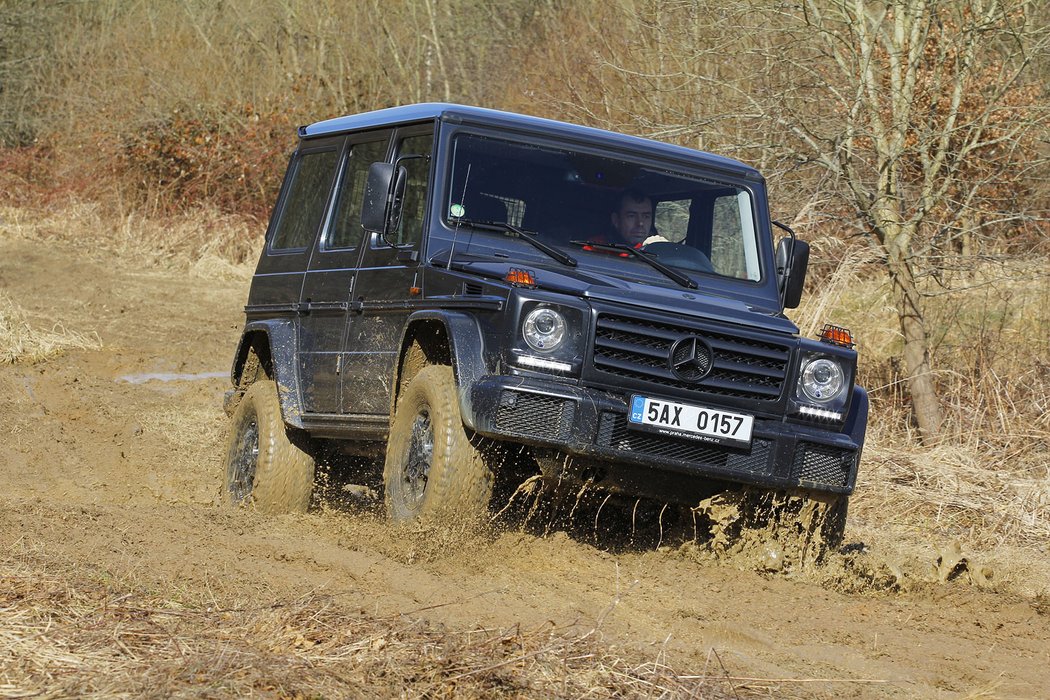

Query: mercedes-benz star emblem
668,336,713,382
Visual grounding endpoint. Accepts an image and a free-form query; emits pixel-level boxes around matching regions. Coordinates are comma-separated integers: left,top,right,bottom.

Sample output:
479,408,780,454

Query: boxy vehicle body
222,103,868,534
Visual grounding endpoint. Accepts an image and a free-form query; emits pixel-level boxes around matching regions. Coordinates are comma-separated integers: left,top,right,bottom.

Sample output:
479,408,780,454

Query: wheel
223,380,316,513
383,365,493,522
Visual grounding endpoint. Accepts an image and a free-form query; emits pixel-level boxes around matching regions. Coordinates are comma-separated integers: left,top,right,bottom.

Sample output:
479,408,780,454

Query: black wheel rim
402,409,433,507
227,414,259,504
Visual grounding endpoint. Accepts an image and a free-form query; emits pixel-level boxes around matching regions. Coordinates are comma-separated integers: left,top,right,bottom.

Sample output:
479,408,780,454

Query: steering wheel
641,241,714,274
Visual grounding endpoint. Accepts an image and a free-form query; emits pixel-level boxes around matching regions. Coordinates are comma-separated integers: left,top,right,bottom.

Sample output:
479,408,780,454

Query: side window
655,199,690,243
391,132,434,247
711,194,750,279
328,137,390,249
270,149,338,251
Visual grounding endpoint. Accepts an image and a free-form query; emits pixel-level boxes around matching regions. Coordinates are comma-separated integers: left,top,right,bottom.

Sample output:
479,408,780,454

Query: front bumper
469,375,862,503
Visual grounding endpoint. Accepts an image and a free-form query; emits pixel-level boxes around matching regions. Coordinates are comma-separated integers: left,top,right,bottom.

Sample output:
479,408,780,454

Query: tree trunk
888,256,944,442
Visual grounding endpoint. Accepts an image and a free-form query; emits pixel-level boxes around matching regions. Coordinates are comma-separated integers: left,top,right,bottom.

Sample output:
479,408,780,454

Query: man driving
610,188,654,247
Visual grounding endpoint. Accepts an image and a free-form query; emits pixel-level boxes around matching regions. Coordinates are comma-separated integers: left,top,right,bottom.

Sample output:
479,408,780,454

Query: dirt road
2,236,1048,698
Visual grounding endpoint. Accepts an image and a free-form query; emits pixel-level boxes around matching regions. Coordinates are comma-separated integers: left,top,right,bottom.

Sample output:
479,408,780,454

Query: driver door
340,126,435,415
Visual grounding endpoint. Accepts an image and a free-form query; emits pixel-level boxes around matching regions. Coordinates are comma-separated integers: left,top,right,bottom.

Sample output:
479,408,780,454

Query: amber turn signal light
819,324,854,348
505,268,537,287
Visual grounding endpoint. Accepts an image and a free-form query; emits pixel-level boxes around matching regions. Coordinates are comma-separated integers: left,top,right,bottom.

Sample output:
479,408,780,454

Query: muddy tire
223,380,315,513
383,365,493,522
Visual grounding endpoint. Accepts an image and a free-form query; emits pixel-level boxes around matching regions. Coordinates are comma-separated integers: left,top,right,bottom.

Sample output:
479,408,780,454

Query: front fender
396,310,490,431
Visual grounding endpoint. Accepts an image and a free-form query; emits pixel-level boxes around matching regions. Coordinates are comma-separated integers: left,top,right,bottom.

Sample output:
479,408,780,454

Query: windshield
443,133,763,282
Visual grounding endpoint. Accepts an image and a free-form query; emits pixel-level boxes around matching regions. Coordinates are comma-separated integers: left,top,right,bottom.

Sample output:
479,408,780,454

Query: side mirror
361,161,410,246
361,162,394,233
775,237,809,309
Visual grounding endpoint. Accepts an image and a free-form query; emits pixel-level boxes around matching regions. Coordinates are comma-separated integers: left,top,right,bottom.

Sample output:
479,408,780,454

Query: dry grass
0,548,739,699
0,293,102,364
0,203,259,275
794,250,1050,594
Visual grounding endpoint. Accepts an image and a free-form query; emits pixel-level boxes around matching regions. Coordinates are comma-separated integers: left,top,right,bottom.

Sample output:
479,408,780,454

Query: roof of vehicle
301,103,761,179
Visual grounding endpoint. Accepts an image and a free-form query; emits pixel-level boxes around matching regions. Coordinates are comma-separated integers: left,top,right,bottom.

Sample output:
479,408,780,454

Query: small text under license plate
628,395,754,447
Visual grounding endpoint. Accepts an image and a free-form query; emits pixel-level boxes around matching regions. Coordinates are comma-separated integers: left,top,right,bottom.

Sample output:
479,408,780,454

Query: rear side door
248,140,340,360
298,130,393,414
341,125,435,415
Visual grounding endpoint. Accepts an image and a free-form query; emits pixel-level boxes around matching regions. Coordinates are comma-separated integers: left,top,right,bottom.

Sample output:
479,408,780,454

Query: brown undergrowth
0,203,260,276
793,242,1050,596
0,546,737,699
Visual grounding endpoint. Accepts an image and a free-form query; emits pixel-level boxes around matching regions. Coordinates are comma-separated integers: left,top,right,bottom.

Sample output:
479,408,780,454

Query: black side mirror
776,237,809,309
361,162,394,233
362,156,420,245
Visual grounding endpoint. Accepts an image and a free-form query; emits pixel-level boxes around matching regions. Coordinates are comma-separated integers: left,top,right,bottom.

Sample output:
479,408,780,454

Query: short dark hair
615,188,651,210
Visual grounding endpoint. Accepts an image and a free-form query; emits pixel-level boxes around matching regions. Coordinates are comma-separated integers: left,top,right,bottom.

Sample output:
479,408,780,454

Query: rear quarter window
270,149,338,251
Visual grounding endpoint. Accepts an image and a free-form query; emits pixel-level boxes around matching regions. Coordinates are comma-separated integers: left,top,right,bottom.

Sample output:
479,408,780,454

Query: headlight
799,357,845,403
522,307,566,353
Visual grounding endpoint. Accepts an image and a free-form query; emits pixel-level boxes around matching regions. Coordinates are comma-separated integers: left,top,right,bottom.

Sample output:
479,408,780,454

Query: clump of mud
666,490,1002,594
311,452,384,516
818,540,998,594
667,489,846,573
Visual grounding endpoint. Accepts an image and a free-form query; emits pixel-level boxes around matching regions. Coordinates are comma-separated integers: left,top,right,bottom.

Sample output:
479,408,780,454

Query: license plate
628,395,754,447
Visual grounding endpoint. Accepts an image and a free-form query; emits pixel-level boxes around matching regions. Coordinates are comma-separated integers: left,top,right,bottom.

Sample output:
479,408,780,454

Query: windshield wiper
568,240,697,289
452,218,577,267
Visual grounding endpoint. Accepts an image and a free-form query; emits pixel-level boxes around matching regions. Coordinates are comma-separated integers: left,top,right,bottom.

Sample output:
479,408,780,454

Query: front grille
592,314,791,401
495,390,575,441
791,441,855,487
596,411,773,474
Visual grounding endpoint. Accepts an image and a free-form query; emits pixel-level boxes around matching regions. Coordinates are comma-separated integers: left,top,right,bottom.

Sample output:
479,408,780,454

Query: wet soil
2,237,1049,698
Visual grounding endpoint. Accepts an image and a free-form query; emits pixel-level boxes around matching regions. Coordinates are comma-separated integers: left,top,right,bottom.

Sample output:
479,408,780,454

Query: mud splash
673,488,846,572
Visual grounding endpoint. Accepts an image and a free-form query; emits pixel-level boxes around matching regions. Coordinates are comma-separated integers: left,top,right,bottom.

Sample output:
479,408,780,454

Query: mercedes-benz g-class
222,103,867,539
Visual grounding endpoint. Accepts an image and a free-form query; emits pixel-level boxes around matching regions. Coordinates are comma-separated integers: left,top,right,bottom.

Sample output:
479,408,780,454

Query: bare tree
778,0,1049,441
520,0,1050,442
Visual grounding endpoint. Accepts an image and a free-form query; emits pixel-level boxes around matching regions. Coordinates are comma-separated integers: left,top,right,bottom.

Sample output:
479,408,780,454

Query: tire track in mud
2,237,1049,698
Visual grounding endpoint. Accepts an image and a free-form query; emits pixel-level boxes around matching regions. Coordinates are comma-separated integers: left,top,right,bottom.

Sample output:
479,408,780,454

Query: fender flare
844,385,868,455
394,310,490,431
230,319,305,429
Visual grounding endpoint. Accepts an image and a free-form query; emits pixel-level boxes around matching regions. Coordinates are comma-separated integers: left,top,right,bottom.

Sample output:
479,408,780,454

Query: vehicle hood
452,259,799,336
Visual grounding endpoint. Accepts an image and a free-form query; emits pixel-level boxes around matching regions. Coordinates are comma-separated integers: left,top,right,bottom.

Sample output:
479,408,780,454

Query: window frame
368,125,436,252
321,131,394,253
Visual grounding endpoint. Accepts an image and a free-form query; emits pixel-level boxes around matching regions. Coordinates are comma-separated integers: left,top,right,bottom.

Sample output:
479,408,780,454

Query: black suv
222,103,868,534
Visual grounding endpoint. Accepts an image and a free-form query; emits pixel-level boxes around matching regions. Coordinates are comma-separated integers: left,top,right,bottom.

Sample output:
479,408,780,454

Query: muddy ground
2,235,1049,698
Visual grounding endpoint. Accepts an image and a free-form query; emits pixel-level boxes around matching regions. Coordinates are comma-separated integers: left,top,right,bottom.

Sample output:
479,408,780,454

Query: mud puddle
116,370,227,384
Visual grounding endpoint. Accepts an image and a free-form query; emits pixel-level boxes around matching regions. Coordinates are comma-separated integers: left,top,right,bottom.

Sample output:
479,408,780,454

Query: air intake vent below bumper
495,391,575,441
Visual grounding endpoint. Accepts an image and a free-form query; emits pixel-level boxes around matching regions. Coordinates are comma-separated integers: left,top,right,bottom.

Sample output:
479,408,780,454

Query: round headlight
800,357,845,403
523,307,566,353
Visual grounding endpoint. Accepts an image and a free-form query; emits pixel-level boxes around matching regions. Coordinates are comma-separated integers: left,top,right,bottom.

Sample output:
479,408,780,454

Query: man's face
612,196,653,246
